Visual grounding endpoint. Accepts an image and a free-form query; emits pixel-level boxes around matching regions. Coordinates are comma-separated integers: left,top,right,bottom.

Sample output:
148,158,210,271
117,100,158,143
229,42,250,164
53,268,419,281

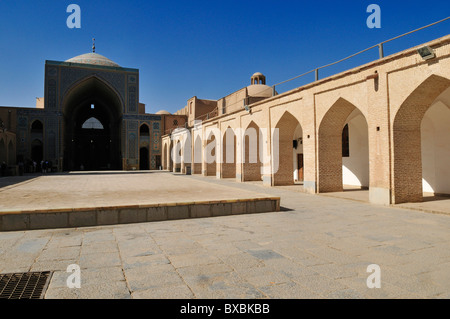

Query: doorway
297,154,304,182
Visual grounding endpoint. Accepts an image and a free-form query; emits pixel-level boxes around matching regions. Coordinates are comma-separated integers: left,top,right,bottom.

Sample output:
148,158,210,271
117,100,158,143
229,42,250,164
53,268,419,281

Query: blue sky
0,1,449,113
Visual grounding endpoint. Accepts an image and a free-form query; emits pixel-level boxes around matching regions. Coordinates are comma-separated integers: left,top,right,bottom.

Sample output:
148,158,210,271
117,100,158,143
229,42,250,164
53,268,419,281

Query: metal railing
272,16,450,94
166,16,450,133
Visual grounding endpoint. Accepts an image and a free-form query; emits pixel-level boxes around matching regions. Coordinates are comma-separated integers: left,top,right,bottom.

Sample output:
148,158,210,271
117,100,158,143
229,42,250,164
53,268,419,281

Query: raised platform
0,172,280,231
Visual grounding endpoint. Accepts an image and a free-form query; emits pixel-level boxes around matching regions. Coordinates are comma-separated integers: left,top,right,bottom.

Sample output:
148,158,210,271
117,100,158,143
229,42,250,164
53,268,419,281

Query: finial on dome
92,38,96,53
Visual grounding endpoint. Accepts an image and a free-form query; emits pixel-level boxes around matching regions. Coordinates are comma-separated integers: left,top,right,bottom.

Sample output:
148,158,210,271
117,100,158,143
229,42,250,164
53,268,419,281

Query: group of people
0,159,55,177
39,160,52,174
19,159,53,174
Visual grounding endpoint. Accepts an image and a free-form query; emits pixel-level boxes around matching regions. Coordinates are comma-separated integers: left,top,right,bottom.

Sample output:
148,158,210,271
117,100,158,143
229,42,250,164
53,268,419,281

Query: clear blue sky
0,1,449,113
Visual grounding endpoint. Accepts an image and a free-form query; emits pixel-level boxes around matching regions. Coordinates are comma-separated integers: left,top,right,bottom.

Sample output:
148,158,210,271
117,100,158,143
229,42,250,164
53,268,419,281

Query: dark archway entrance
63,77,123,171
76,117,110,170
140,147,149,170
139,124,150,170
31,139,43,163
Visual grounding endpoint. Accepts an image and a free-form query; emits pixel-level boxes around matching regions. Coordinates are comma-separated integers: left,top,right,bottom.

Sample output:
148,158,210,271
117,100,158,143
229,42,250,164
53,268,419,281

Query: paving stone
169,253,221,268
291,274,350,296
183,272,265,299
45,281,130,299
1,173,449,299
237,267,291,287
307,262,359,280
246,249,284,261
31,259,79,272
176,263,234,278
132,285,194,299
82,231,116,244
219,252,264,270
124,265,184,292
81,241,118,254
79,251,122,269
122,254,171,269
259,282,321,299
47,266,126,289
324,288,366,299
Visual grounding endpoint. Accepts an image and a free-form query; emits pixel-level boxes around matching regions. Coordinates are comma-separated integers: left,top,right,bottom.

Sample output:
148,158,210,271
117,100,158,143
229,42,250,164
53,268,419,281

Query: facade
162,35,450,206
0,52,186,173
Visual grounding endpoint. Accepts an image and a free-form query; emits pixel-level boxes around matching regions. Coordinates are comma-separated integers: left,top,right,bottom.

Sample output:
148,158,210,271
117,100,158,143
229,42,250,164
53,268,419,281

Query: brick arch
392,74,450,204
62,74,124,115
243,121,262,181
204,127,220,177
62,75,123,171
222,126,236,178
318,98,366,192
273,111,301,186
193,134,202,174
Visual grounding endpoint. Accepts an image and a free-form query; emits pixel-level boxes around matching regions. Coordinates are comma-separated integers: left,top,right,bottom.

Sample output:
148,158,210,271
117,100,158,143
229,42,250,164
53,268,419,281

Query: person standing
0,161,6,177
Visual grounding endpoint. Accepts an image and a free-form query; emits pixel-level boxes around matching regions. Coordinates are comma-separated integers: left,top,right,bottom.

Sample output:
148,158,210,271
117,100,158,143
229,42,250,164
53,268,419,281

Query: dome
65,53,120,67
250,72,267,86
156,110,171,115
247,84,273,98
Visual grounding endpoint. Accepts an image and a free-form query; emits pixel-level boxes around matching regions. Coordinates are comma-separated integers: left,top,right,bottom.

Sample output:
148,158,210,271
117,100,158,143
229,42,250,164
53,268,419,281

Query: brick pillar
205,135,216,176
318,98,355,193
192,134,202,174
392,127,423,203
367,73,391,205
235,128,243,182
221,129,236,178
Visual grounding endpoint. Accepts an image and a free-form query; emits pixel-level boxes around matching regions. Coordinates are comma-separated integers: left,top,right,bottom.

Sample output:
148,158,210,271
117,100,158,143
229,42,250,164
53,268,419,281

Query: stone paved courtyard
0,172,449,299
0,172,274,212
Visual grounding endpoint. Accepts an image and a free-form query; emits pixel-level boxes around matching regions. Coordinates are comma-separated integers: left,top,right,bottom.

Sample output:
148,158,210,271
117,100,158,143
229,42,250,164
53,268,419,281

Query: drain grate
0,271,53,299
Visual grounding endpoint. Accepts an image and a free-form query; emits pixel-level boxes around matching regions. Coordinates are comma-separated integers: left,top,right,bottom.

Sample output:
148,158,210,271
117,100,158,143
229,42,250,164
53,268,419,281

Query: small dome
156,110,171,115
247,84,273,98
250,72,266,85
66,53,120,67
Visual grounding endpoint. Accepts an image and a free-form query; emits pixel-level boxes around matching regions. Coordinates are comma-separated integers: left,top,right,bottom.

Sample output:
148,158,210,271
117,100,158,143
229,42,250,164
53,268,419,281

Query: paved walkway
0,173,449,299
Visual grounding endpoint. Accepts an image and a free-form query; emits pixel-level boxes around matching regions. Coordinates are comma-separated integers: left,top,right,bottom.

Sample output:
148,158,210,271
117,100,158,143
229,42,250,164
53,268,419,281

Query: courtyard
0,172,449,299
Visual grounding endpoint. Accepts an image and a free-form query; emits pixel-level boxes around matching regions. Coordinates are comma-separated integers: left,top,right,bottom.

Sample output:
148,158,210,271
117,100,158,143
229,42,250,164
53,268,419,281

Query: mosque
1,35,450,206
0,46,186,173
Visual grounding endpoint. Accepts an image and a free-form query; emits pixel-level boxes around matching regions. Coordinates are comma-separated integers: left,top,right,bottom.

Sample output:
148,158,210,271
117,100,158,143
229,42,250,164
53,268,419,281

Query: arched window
140,124,150,136
31,120,44,133
82,117,104,129
342,124,350,157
